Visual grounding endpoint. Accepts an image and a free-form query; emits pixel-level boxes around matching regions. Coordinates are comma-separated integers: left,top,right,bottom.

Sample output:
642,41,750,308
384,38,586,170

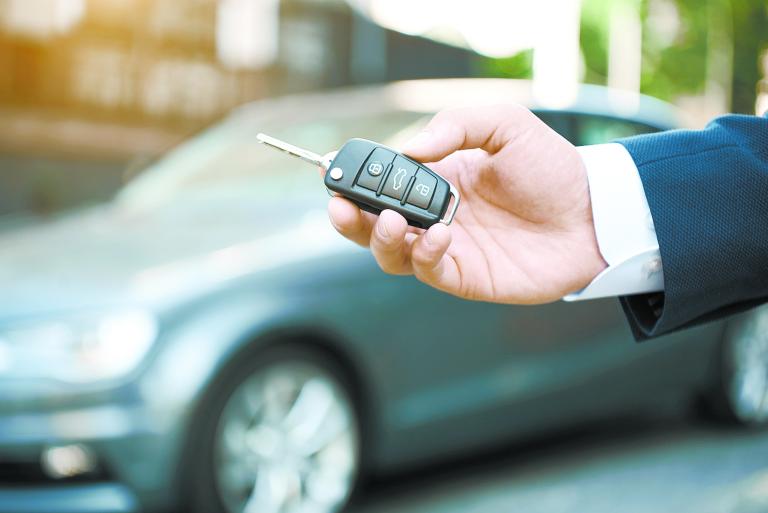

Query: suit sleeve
616,114,768,340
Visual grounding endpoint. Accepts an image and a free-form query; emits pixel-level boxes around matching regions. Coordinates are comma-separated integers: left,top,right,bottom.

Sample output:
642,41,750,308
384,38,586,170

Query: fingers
369,210,412,275
328,196,376,247
329,200,414,275
328,201,457,285
402,104,533,163
410,223,459,290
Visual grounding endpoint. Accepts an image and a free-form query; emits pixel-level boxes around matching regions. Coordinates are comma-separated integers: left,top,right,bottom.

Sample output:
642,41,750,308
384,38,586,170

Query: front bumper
0,483,138,513
0,402,185,513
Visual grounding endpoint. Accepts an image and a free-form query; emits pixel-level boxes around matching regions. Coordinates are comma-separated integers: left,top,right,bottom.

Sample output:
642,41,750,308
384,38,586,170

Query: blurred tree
580,0,612,85
644,0,768,114
730,1,768,113
580,0,768,114
475,49,533,79
638,0,709,103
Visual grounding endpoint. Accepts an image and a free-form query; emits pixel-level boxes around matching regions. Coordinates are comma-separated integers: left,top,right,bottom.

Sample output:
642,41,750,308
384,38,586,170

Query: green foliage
641,0,768,113
478,0,768,112
731,1,768,113
640,0,709,101
474,49,533,79
580,0,612,84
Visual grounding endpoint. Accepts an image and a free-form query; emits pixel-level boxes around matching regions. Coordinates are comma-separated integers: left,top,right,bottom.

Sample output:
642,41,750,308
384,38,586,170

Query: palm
426,133,600,304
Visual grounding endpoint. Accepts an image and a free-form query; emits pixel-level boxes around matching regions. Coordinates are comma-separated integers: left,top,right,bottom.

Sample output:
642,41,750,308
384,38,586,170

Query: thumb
401,130,443,162
402,104,533,163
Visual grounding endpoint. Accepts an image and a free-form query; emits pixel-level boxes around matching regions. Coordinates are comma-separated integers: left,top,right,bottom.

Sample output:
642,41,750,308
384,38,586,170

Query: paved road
350,419,768,513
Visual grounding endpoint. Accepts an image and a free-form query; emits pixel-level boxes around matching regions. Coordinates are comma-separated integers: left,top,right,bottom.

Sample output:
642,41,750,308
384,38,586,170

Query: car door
368,270,639,466
372,113,676,465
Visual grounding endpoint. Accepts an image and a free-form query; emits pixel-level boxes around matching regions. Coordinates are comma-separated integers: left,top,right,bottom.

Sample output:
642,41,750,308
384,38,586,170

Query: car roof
233,78,683,131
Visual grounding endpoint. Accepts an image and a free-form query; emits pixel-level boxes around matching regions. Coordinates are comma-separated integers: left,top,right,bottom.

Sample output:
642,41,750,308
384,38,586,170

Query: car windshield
116,106,428,211
115,94,666,215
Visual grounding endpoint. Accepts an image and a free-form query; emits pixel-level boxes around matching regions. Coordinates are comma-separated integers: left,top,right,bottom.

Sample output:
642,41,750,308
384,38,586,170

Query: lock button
357,148,396,192
406,169,437,208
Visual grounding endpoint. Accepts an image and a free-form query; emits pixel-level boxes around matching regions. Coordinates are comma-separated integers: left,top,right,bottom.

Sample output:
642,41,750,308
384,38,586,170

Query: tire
711,304,768,426
183,344,361,513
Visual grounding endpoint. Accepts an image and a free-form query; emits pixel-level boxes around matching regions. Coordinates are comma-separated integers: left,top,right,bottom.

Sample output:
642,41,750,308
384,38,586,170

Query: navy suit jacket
616,113,768,340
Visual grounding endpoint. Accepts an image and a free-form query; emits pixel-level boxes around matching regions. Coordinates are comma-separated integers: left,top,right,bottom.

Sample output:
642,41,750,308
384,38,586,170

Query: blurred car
0,79,766,513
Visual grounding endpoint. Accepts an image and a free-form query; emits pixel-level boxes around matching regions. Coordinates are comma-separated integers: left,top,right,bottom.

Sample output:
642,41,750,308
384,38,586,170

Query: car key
257,133,460,228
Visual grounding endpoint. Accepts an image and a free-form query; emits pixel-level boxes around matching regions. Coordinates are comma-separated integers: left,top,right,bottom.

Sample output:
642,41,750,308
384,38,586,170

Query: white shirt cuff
564,143,664,301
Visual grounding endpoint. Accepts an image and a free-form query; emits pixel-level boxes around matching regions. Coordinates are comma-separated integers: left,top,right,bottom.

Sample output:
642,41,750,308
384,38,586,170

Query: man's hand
327,105,608,304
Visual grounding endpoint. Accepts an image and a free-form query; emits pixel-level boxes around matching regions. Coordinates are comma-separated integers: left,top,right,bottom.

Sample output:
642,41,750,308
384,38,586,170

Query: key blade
256,133,327,169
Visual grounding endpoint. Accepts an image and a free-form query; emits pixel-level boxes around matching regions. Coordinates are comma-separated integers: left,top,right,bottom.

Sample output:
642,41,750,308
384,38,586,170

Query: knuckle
378,262,400,275
411,246,434,268
430,107,463,127
488,102,526,119
371,240,404,274
350,221,370,239
414,259,441,283
506,103,534,119
375,253,405,275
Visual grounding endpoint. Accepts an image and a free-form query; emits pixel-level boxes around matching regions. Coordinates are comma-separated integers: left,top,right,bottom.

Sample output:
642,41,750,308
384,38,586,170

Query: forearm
618,114,768,339
567,114,768,340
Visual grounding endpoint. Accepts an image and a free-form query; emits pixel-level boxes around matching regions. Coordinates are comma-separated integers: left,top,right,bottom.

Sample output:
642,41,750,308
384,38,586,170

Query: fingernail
377,218,390,239
425,227,436,246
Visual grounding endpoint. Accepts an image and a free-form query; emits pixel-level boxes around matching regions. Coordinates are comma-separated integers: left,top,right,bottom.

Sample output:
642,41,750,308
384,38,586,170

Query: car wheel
714,304,768,426
185,345,361,513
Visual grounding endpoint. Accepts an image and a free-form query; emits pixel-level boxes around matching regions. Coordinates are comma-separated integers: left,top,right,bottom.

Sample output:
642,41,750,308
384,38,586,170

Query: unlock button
406,170,437,208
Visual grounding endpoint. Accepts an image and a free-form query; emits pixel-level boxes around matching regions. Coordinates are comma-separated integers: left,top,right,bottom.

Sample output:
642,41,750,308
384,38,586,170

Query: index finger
328,196,377,247
401,104,535,163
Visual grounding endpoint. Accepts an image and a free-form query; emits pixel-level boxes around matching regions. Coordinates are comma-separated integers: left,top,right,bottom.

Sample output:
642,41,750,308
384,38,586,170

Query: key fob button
382,156,418,200
367,161,384,176
357,148,395,191
406,169,437,208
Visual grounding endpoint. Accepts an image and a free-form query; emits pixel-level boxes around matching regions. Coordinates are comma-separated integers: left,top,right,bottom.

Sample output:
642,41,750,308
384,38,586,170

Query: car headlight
0,309,158,383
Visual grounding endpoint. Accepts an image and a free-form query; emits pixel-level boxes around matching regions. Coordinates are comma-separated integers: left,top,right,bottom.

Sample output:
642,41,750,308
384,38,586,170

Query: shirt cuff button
643,258,663,278
646,213,656,232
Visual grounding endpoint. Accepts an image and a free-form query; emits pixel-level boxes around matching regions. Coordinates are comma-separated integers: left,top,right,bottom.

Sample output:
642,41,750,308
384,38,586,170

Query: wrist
568,143,662,299
582,214,610,285
573,150,609,291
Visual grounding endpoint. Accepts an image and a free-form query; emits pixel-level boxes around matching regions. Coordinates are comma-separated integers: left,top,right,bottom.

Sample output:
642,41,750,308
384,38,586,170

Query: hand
327,105,607,304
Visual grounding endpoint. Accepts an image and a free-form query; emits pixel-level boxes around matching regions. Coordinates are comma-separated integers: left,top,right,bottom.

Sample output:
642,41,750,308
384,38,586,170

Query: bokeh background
0,0,766,220
1,2,768,513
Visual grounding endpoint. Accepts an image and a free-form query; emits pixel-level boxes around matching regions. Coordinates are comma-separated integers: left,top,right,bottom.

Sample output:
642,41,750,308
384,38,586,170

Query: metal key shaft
256,133,336,171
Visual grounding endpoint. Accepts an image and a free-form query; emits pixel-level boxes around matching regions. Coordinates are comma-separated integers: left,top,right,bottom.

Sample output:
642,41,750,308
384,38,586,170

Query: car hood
0,191,353,320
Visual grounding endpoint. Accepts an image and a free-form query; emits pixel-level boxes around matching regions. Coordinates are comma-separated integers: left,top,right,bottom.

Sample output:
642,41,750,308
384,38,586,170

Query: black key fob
324,139,460,228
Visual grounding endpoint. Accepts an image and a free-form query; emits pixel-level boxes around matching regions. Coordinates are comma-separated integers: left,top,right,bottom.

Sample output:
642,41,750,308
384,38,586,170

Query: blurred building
0,0,477,217
276,1,476,93
0,0,476,127
0,0,270,125
0,0,763,217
